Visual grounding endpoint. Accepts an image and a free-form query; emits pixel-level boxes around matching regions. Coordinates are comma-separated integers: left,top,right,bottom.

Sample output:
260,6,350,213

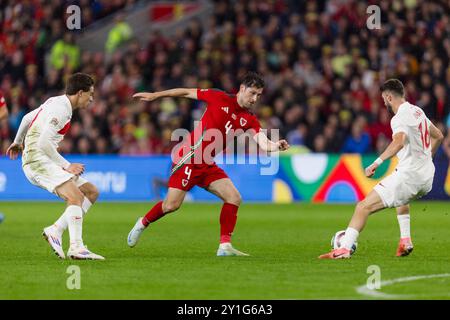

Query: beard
386,103,394,116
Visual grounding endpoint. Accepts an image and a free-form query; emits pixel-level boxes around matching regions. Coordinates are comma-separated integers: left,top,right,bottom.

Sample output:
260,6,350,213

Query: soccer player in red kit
127,72,290,256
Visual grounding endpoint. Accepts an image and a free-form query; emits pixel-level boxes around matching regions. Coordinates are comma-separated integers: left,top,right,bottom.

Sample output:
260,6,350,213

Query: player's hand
365,163,378,178
133,92,159,102
6,143,23,160
277,140,290,151
65,163,85,176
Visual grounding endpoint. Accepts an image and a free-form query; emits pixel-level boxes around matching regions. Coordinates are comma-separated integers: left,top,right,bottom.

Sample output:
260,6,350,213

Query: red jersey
172,89,261,169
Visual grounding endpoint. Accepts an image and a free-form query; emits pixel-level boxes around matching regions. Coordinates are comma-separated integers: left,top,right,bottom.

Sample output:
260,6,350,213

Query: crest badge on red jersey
240,118,247,127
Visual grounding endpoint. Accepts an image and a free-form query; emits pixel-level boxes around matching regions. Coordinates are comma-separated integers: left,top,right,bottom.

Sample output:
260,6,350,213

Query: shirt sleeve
391,115,408,136
196,89,224,104
13,108,41,144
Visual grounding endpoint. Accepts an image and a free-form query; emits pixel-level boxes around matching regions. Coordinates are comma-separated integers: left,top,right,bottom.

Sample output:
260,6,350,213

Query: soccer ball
331,230,357,254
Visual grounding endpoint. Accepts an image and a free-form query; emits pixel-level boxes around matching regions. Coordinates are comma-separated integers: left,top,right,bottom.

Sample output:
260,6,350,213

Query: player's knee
66,190,84,207
226,192,242,206
163,200,182,213
357,200,374,214
397,206,409,215
356,201,368,213
86,184,99,203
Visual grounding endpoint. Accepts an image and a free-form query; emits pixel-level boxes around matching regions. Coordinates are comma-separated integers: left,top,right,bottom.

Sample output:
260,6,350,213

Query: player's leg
396,204,414,256
51,181,98,234
205,178,248,256
78,182,99,216
55,180,104,260
319,190,386,259
127,187,186,247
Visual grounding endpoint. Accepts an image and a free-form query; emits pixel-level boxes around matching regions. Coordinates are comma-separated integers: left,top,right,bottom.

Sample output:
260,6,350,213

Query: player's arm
365,132,406,178
6,108,41,159
38,110,85,175
253,131,290,152
37,123,71,170
133,88,198,101
429,122,444,156
37,124,84,175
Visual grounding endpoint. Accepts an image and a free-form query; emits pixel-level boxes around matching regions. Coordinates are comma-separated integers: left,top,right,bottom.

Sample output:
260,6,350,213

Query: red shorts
168,162,229,191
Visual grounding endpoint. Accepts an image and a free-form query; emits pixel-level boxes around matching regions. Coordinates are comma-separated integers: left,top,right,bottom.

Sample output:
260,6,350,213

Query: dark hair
380,79,404,97
65,73,94,95
241,72,265,88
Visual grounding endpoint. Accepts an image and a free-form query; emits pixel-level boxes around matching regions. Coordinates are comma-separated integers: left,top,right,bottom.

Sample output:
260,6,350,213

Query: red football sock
220,203,239,243
142,201,164,227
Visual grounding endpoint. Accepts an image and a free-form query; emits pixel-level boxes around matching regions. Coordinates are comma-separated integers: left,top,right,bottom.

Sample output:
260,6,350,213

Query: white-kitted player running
319,79,444,259
6,73,104,260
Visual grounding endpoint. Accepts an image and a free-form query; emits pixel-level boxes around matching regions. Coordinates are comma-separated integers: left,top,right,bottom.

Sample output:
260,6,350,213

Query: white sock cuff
66,205,83,218
341,227,359,250
397,214,410,221
82,197,92,215
346,227,359,236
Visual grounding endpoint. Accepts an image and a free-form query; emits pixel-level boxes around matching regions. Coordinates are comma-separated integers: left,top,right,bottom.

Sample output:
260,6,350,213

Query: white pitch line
356,273,450,299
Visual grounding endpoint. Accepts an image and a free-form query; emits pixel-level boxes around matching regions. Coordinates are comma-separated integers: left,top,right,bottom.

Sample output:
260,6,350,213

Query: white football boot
67,245,105,260
42,225,65,259
216,243,249,256
127,217,146,248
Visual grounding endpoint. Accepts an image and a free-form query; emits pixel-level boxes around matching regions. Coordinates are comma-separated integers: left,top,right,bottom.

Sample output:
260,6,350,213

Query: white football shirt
390,101,434,178
19,95,72,168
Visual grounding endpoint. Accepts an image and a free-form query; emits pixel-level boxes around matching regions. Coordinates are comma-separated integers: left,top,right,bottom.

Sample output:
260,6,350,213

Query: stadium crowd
0,0,449,158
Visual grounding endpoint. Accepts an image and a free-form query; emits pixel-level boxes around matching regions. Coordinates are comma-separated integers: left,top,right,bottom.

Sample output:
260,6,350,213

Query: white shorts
373,169,433,208
23,161,88,194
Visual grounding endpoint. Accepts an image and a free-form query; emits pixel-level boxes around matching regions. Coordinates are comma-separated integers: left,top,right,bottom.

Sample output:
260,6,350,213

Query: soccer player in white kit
6,73,104,260
319,79,444,259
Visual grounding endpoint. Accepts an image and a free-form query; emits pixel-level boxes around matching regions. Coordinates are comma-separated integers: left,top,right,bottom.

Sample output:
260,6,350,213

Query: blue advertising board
0,155,274,201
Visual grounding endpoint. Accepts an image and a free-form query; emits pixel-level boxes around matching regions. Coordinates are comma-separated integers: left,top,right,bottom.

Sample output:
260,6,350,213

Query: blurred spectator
0,0,448,158
50,32,80,71
105,14,133,54
341,118,371,154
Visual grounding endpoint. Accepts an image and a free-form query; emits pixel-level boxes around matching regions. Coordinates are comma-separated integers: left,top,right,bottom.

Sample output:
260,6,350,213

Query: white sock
53,198,92,234
82,197,92,216
65,205,84,248
397,214,411,239
341,227,359,250
53,213,68,236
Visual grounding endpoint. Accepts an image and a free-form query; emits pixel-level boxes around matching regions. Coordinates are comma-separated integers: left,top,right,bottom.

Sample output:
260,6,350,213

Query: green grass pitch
0,201,449,299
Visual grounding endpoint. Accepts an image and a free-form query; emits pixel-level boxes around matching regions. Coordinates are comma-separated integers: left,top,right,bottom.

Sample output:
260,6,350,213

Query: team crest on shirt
240,118,247,127
182,179,189,187
221,107,229,114
50,118,59,126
